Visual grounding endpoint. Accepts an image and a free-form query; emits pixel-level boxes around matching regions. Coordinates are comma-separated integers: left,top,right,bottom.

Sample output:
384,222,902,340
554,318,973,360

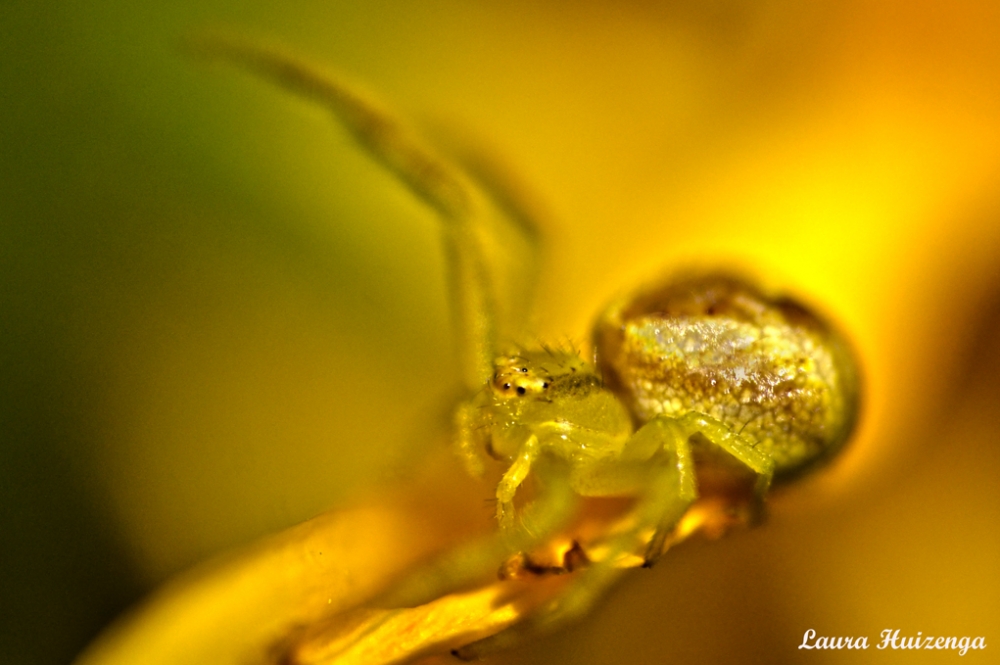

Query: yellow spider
193,35,860,661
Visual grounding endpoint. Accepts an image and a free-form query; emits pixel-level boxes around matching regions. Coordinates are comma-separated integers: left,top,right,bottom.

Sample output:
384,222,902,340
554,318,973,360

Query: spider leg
376,453,578,609
654,411,775,543
495,434,540,532
443,144,547,342
189,34,505,391
453,400,488,478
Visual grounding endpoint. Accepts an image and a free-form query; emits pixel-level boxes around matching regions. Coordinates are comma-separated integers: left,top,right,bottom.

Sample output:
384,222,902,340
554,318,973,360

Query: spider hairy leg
376,455,579,609
639,412,773,564
495,434,540,533
453,401,488,478
188,33,502,391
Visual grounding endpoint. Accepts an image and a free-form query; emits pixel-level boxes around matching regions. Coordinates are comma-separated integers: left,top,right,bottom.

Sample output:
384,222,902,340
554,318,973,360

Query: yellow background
2,1,999,664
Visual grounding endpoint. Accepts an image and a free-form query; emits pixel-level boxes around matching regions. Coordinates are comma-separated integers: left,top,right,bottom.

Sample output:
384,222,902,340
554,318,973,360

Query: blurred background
2,1,999,664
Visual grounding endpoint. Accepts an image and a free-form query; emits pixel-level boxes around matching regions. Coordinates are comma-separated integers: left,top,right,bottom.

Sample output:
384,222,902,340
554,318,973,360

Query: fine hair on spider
192,32,861,661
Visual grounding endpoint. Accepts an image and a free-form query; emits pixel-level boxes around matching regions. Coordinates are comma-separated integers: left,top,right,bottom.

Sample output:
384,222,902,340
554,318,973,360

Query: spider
194,35,860,660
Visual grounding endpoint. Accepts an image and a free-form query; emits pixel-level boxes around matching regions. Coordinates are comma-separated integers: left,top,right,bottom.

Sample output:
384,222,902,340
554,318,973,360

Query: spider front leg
495,434,540,533
377,452,578,609
456,412,775,659
192,34,543,393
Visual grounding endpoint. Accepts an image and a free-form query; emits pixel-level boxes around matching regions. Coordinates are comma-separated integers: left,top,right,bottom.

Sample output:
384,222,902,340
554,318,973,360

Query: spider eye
520,367,528,372
503,383,511,390
516,386,526,395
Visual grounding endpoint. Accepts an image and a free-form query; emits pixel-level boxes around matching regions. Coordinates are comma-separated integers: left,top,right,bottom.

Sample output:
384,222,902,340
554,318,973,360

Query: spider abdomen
594,274,859,480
